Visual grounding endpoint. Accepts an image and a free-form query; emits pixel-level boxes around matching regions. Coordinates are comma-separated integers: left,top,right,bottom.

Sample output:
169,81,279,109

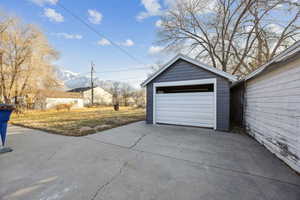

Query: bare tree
109,81,121,106
120,83,134,106
0,13,12,35
132,89,146,108
0,12,12,103
147,61,165,78
158,0,299,76
0,13,60,105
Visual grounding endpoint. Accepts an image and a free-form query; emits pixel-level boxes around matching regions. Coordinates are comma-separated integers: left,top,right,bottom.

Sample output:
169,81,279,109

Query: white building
68,86,112,106
32,90,84,109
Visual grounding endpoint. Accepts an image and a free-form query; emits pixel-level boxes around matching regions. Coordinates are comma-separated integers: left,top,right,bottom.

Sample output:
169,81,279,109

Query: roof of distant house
39,90,83,99
68,86,96,93
68,86,112,95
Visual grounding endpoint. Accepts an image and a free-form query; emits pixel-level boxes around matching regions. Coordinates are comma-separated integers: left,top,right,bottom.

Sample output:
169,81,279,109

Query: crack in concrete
34,145,64,173
90,161,128,200
47,150,58,161
83,137,300,188
129,134,147,149
84,137,129,149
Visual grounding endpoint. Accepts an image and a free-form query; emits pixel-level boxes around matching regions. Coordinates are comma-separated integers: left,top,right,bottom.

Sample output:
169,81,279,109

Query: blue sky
1,0,171,87
3,0,295,87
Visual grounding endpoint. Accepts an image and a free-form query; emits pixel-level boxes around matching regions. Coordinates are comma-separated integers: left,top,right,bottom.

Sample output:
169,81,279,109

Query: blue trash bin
0,104,14,152
0,109,13,146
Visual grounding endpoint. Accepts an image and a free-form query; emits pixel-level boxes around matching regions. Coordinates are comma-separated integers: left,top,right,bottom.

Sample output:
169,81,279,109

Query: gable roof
245,41,300,81
68,86,112,96
141,54,237,87
37,90,83,99
68,86,95,93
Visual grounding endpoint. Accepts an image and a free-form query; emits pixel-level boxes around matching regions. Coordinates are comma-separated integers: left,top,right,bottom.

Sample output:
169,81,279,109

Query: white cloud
163,0,178,8
29,0,58,6
202,0,217,14
120,39,135,47
97,38,111,46
137,0,162,21
275,3,284,9
148,45,164,55
166,0,217,14
155,19,162,27
53,33,82,39
98,38,134,47
44,8,64,22
245,25,254,32
88,9,103,24
137,0,217,21
267,24,283,34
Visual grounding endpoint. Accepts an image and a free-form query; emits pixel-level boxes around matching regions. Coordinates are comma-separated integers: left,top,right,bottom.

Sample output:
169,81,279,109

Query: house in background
31,90,84,110
68,86,112,106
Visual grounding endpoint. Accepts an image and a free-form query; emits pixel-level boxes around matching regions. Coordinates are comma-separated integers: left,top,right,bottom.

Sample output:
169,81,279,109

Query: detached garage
141,54,237,131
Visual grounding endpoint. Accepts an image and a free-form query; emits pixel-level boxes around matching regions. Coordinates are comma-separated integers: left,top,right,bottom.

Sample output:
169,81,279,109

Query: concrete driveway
1,122,299,200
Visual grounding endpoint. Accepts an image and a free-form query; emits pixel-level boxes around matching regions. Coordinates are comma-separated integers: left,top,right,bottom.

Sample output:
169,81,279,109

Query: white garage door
155,92,215,127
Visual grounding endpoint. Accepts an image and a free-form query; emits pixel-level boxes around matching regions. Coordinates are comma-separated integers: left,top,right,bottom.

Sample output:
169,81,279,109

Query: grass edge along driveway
10,107,145,136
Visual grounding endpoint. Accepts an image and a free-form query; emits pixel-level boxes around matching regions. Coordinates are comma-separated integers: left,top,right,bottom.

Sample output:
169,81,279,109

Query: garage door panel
157,92,214,97
156,100,213,108
155,92,214,127
157,112,214,119
157,95,213,101
157,100,213,104
156,117,214,124
156,107,214,114
157,95,214,99
156,107,213,112
157,120,214,128
156,106,214,110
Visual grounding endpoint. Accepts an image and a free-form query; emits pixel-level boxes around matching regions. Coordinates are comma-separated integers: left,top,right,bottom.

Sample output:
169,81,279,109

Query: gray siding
146,59,230,131
216,78,230,130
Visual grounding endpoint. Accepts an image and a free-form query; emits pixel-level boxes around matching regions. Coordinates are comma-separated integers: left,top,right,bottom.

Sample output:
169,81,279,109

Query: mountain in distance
55,67,114,91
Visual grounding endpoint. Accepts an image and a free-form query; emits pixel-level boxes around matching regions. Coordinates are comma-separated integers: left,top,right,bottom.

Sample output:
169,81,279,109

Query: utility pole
91,61,95,105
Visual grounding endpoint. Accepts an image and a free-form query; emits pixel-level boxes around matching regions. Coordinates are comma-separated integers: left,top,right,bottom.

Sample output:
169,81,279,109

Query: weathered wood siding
244,59,300,172
146,59,231,131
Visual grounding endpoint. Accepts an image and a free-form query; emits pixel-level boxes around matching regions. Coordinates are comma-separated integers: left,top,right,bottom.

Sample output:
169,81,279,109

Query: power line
92,75,146,82
55,2,152,84
114,77,145,81
56,2,147,66
95,67,150,73
82,66,151,74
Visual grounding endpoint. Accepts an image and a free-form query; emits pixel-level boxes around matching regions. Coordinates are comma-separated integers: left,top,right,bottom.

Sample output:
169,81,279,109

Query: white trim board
141,54,236,87
152,78,217,130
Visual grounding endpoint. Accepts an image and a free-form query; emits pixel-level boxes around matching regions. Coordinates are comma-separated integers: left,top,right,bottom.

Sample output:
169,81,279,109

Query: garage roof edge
141,54,237,87
245,41,300,81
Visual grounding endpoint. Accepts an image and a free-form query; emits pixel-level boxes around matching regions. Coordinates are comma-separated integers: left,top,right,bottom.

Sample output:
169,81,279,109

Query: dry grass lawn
10,107,145,136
